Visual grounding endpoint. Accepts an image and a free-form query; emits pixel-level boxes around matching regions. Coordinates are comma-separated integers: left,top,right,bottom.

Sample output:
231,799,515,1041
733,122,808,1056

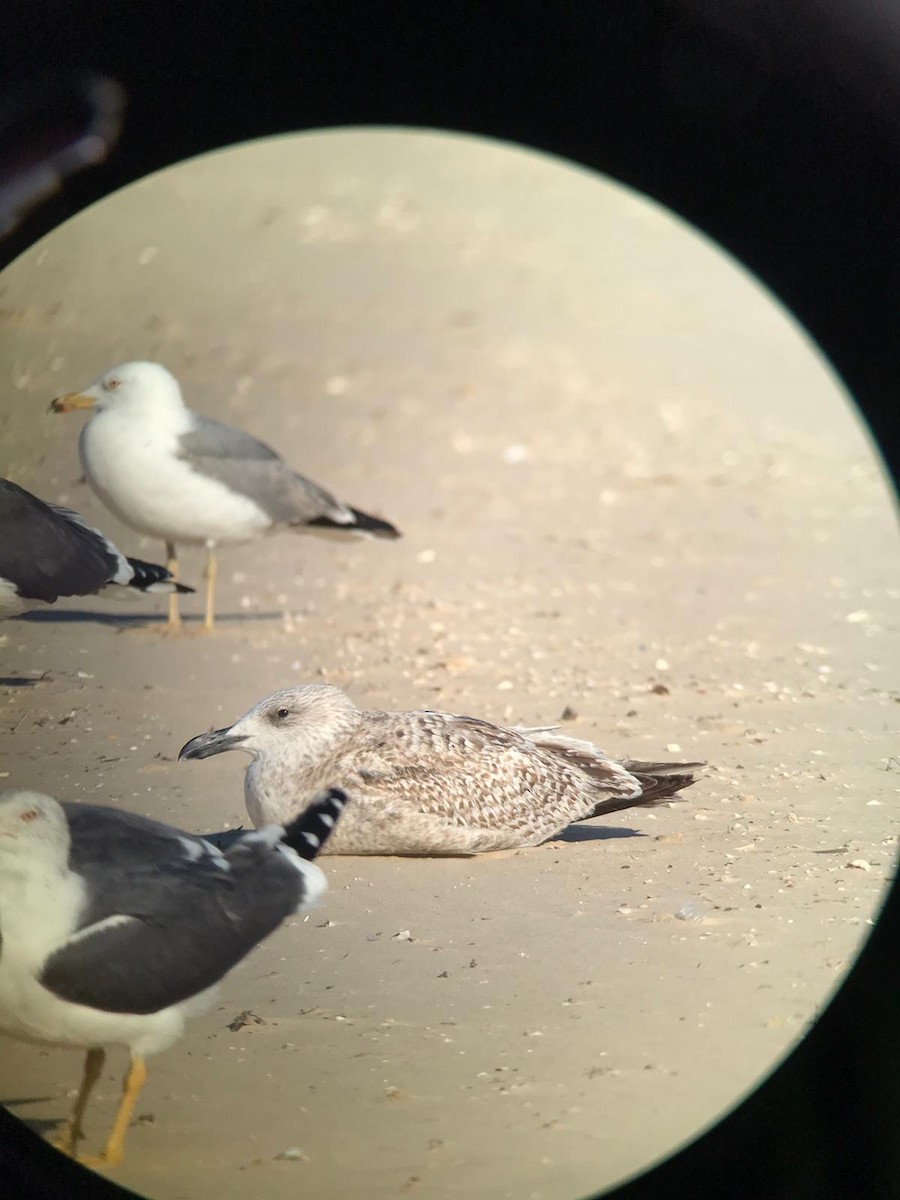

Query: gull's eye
275,707,290,720
104,377,121,391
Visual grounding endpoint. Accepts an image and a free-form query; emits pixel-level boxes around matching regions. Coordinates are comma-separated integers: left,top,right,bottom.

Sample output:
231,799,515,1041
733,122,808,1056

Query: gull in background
51,361,400,633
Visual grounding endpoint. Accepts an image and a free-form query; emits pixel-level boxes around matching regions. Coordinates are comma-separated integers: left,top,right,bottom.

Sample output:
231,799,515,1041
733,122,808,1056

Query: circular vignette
0,7,898,1200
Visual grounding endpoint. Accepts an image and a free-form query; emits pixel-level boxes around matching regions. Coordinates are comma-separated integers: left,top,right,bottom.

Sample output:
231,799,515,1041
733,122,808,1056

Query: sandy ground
0,131,897,1200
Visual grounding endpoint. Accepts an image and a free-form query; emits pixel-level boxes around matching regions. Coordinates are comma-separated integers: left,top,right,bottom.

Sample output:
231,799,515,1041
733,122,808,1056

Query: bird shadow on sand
18,609,283,628
0,675,43,687
0,1099,59,1136
550,824,647,844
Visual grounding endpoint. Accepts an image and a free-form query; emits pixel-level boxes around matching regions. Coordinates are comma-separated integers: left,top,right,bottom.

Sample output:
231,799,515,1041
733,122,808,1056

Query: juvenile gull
51,361,401,633
0,478,193,619
179,684,702,856
0,786,347,1167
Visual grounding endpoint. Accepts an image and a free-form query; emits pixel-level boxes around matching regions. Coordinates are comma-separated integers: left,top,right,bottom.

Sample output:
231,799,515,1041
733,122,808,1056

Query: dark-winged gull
179,684,703,856
0,478,194,619
50,361,401,633
0,786,347,1167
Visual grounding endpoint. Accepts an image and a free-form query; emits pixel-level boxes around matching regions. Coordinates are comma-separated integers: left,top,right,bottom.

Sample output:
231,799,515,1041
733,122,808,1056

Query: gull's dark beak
178,727,247,761
50,392,96,413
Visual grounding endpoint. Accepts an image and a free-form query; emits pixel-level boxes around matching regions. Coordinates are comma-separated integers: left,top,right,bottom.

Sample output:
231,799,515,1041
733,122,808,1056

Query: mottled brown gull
179,684,703,856
51,361,401,633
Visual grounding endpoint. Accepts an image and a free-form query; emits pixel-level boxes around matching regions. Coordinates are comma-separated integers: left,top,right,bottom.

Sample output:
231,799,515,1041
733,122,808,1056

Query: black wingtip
306,509,401,538
281,787,349,861
349,508,401,538
125,556,197,595
197,826,247,852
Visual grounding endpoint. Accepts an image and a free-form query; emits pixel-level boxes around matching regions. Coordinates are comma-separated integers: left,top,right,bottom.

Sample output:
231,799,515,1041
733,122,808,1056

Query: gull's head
0,790,69,864
51,361,184,418
178,685,359,764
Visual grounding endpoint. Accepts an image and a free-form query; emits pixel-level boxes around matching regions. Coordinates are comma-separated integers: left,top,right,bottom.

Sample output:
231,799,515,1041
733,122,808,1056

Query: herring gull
50,361,401,633
0,786,347,1167
0,477,193,619
179,684,702,856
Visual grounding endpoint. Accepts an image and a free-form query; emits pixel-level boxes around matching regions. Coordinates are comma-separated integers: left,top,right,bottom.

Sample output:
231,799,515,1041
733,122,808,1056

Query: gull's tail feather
518,728,646,799
281,788,349,861
586,760,705,817
519,724,703,818
125,556,195,595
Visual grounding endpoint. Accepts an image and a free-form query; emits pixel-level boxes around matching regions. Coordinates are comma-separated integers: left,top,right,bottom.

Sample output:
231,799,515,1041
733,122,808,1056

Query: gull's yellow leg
202,544,217,634
52,1046,105,1156
165,541,182,631
80,1054,147,1168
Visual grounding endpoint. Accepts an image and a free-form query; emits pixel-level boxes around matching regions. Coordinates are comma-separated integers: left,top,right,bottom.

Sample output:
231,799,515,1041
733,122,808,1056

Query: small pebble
675,902,706,922
227,1010,265,1032
274,1147,309,1162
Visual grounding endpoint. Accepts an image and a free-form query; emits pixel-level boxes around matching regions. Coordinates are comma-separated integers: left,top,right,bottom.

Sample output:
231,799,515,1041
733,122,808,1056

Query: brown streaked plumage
179,684,703,856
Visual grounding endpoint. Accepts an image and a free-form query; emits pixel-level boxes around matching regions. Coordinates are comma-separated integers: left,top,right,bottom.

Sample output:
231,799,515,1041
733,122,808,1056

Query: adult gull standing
0,478,194,619
179,683,703,856
51,361,401,633
0,786,347,1167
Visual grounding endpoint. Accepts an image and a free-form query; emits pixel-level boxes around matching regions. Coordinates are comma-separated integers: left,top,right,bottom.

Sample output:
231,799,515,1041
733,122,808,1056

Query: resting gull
179,684,702,856
0,478,193,619
50,361,401,633
0,786,347,1167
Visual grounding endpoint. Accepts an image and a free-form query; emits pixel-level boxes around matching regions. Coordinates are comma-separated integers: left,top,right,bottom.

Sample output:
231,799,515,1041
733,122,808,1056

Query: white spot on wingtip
191,836,232,870
292,859,328,912
178,836,203,861
63,913,136,949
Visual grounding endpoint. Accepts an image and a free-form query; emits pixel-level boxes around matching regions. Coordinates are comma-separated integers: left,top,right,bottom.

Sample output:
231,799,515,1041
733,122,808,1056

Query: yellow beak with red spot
50,392,96,413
